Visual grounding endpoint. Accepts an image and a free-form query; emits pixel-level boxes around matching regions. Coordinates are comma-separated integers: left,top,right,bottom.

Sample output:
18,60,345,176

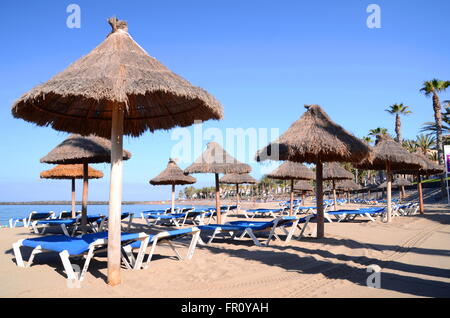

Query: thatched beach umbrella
256,105,370,238
185,142,251,223
323,162,353,211
355,135,423,222
40,164,103,217
219,173,256,212
267,161,314,214
12,17,223,286
394,152,445,213
393,177,412,200
335,179,361,201
293,180,314,204
40,134,131,226
150,159,196,213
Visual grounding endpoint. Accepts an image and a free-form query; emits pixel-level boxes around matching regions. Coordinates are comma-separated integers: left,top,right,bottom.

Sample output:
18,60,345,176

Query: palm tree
385,103,412,143
420,79,450,165
362,136,374,145
415,134,436,156
368,127,389,139
402,139,418,153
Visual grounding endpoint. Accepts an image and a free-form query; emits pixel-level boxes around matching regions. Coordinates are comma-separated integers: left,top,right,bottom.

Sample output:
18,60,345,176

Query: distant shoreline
0,200,217,206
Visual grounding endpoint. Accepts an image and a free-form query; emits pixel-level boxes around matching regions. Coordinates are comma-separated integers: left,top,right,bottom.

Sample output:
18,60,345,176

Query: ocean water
0,204,212,227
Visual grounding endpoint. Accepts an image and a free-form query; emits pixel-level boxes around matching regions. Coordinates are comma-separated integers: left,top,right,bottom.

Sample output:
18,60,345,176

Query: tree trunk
395,114,402,143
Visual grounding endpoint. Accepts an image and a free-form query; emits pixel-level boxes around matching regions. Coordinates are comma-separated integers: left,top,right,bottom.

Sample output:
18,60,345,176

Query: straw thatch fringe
323,162,354,180
334,179,361,191
256,105,371,164
267,161,314,180
293,180,313,192
394,151,445,175
40,134,131,164
12,18,223,139
150,159,196,185
355,135,423,171
40,164,103,179
185,142,251,174
219,173,257,185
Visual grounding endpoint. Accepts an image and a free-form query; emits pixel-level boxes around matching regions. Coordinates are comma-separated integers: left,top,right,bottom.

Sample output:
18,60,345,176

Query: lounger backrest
28,211,54,223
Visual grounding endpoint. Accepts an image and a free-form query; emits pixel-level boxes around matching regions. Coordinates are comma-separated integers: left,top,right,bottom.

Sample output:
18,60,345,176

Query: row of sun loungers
9,201,419,283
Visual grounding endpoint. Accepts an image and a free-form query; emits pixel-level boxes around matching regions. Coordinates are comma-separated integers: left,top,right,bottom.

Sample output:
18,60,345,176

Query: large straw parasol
256,105,370,238
323,162,354,211
150,159,196,213
394,151,445,214
334,179,361,201
12,17,223,286
185,142,251,223
267,161,314,213
41,134,131,226
355,135,423,222
40,164,103,217
219,173,256,212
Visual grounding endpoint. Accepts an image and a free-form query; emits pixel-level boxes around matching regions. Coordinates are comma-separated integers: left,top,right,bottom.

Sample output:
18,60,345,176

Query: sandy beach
1,202,449,298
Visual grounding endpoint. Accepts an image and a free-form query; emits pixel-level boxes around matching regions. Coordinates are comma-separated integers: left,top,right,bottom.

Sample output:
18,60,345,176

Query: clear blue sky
0,0,449,202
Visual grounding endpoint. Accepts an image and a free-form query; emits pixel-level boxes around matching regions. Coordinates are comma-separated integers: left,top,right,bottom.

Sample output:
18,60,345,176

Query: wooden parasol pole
417,172,424,214
386,162,392,223
107,105,124,287
215,173,221,224
81,161,89,230
71,178,76,218
316,162,324,238
301,192,305,206
290,179,294,216
236,183,240,213
171,184,175,213
332,179,337,211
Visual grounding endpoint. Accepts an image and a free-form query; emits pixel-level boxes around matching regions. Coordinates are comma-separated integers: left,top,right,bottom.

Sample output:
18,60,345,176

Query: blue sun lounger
97,212,134,231
9,211,55,229
31,214,105,236
198,215,314,246
127,227,201,268
12,231,149,282
242,208,283,219
324,207,386,223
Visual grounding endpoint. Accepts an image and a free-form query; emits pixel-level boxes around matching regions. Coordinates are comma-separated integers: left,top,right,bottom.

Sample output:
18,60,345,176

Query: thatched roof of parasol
185,142,251,174
219,173,257,185
378,178,412,188
11,17,223,139
393,177,412,187
355,135,423,171
255,105,371,163
40,164,103,180
334,179,361,191
150,159,196,185
394,151,445,175
267,161,314,180
40,134,131,164
293,180,314,192
323,162,354,180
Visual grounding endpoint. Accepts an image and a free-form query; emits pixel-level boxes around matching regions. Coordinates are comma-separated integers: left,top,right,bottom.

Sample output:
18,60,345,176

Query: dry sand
0,203,449,298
